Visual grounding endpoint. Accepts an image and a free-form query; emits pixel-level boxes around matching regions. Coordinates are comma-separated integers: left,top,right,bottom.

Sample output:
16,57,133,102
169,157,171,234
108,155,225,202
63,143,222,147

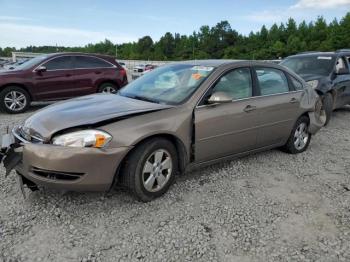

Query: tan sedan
0,60,325,201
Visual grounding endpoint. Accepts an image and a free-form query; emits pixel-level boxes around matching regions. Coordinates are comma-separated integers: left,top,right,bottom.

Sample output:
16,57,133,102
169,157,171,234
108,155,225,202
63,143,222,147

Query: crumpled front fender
308,112,325,134
308,98,326,134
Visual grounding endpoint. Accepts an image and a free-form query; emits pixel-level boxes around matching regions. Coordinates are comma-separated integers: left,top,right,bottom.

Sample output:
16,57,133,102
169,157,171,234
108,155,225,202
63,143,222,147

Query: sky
0,0,349,48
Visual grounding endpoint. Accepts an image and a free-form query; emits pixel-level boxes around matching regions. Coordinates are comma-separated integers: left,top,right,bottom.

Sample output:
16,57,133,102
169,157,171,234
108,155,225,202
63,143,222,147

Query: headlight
306,80,319,89
52,130,112,148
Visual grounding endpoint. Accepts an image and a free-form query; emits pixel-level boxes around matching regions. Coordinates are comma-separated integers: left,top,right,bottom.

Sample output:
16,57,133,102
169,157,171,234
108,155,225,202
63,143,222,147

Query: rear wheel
0,86,31,114
98,83,118,94
322,93,333,126
120,138,178,202
283,116,311,154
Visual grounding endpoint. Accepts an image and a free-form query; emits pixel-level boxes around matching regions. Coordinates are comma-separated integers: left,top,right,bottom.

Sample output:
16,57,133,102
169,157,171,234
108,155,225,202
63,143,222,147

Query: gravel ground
0,105,350,262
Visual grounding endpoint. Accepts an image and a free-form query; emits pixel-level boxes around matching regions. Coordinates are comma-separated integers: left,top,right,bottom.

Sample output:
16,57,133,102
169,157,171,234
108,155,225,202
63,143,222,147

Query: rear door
71,55,117,96
33,56,76,100
252,67,305,148
194,67,259,162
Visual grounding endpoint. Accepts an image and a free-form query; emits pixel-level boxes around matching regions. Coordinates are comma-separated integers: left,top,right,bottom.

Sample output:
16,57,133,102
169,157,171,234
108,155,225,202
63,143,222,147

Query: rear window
256,68,289,95
290,76,304,91
73,56,114,69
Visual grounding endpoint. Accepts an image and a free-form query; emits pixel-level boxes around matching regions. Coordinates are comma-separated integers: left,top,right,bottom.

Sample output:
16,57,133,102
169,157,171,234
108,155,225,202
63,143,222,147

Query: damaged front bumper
1,127,131,193
308,97,327,134
1,131,23,176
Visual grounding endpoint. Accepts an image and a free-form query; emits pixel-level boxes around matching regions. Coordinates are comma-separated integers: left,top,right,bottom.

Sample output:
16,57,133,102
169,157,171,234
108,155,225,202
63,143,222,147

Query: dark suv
281,50,350,124
0,53,128,113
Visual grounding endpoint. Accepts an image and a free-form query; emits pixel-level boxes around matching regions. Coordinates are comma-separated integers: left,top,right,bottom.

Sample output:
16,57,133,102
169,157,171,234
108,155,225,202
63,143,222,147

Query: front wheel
120,138,178,202
282,116,311,154
0,86,31,114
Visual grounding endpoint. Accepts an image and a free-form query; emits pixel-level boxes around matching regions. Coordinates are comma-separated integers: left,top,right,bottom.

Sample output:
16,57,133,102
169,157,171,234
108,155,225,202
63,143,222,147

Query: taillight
119,68,126,76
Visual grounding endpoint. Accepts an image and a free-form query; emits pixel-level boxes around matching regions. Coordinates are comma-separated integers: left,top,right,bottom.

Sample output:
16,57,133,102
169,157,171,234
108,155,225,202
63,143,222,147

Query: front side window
256,68,289,96
119,64,214,105
44,56,73,70
335,57,349,73
73,56,113,69
211,68,252,100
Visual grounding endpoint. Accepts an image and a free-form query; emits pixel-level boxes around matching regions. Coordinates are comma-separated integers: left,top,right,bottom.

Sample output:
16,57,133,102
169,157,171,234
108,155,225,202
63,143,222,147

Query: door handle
290,98,298,103
66,74,72,77
95,71,102,74
243,105,257,113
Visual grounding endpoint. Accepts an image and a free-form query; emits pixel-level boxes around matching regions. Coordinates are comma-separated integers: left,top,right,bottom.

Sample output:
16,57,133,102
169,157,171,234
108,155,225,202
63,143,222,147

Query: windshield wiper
133,95,160,104
122,93,159,104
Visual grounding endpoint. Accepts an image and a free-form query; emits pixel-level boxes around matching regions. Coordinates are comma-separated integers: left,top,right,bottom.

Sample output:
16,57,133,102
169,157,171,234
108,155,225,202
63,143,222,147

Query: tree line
1,12,349,60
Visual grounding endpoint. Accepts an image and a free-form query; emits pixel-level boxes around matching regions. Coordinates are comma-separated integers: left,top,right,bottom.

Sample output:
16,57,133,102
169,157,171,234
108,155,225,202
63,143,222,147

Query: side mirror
36,65,47,73
335,67,349,75
207,91,232,104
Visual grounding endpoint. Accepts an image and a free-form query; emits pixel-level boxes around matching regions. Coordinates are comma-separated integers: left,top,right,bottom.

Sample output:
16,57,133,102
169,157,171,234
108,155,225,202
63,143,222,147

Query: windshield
119,64,214,105
13,55,49,70
281,55,336,76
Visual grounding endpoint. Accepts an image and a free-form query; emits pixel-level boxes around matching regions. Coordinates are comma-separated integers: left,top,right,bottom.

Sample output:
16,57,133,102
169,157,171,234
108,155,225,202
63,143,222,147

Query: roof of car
44,52,115,59
286,50,350,58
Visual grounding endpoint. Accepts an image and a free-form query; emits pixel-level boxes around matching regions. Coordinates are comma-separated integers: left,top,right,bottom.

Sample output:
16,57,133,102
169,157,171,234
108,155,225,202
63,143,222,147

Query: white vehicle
118,62,127,69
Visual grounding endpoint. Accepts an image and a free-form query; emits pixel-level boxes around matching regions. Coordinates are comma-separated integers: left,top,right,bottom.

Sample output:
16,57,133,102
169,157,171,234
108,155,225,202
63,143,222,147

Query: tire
120,138,178,202
322,93,333,126
282,116,312,154
98,83,118,94
0,86,31,114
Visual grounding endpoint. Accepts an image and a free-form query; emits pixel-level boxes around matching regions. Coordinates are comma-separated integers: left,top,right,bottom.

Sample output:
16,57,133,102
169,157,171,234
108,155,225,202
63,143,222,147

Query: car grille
31,166,84,181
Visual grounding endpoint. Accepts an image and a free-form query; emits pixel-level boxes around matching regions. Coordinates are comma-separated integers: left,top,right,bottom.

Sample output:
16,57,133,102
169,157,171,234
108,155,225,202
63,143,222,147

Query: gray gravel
1,105,350,262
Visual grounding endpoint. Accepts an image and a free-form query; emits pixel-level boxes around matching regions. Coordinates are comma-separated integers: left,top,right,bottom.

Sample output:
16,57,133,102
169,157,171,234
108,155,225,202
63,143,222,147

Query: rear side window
44,56,73,70
212,68,252,100
73,56,114,69
256,68,289,96
290,76,304,91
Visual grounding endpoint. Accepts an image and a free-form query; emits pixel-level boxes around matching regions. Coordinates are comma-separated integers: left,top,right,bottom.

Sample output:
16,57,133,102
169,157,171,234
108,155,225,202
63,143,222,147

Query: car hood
22,94,173,141
298,74,326,82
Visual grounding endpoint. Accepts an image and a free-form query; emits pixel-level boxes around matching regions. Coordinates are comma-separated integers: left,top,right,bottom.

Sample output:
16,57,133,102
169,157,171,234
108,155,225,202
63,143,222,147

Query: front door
194,67,259,163
33,56,77,100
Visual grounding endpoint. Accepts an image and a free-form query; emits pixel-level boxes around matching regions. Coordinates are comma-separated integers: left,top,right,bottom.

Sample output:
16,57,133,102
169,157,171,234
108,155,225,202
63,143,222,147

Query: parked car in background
0,52,128,113
2,58,31,70
1,60,324,202
132,64,157,80
281,50,350,125
118,62,127,69
0,58,9,68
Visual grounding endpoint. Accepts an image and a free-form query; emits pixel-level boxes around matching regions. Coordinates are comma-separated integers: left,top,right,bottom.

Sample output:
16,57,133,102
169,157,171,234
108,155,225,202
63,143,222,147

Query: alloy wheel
101,86,117,94
294,122,310,150
142,149,173,193
4,91,27,112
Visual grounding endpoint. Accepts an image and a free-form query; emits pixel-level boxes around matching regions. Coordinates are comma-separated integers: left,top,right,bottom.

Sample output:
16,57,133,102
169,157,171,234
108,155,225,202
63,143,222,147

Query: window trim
197,66,255,107
32,54,116,72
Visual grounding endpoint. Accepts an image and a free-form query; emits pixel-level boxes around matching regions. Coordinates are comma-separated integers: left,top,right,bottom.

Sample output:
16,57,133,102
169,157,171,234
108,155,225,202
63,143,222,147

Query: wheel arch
0,83,33,100
111,133,188,188
97,80,120,92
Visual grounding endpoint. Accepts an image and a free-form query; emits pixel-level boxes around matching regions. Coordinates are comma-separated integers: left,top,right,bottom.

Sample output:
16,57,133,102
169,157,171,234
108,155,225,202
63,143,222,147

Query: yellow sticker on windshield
192,73,203,80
